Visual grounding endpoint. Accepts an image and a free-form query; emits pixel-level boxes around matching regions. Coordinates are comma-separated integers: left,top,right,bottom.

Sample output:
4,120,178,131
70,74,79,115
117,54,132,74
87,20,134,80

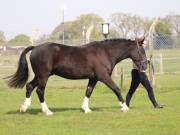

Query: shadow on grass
6,106,121,115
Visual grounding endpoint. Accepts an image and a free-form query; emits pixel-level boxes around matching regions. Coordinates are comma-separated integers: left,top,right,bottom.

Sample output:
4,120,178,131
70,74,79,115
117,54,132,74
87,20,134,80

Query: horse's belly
53,67,94,79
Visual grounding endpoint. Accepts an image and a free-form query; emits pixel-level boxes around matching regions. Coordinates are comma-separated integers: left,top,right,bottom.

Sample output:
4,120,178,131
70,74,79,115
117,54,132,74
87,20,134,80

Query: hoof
19,104,27,113
121,108,129,112
155,104,164,109
44,110,53,116
121,103,129,112
82,106,92,113
84,108,92,113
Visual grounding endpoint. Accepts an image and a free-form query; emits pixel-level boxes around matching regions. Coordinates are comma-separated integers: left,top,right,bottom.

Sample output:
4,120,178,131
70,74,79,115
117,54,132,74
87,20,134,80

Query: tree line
0,12,180,45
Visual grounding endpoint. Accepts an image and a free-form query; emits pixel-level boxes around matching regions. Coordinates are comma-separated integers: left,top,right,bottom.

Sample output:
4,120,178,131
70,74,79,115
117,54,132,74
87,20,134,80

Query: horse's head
130,37,148,71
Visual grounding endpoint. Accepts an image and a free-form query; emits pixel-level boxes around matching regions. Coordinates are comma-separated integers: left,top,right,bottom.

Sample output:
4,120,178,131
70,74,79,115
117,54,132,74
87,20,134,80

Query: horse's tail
7,46,35,88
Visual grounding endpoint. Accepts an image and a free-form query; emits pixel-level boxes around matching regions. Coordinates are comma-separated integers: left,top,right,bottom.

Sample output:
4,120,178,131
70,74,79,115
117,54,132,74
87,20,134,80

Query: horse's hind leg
20,78,37,113
82,78,98,113
36,76,53,116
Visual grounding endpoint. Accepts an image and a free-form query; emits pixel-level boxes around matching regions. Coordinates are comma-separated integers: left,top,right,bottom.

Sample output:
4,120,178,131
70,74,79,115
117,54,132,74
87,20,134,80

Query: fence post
149,59,155,86
159,53,163,74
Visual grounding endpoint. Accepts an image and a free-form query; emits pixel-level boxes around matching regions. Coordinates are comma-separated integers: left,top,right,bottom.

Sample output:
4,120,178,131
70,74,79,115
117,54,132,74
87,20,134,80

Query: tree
110,13,151,38
154,20,172,49
73,13,103,40
108,28,120,38
155,20,171,35
8,34,30,45
130,16,151,37
110,13,132,38
165,13,180,36
0,31,6,43
49,21,72,41
49,13,104,42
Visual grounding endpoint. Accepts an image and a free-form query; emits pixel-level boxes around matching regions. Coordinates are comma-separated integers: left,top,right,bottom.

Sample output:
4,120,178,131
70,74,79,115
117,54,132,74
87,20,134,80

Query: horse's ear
135,37,145,46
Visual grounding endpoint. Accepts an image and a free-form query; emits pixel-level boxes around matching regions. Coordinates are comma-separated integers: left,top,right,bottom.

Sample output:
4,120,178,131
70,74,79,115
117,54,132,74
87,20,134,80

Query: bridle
136,40,148,71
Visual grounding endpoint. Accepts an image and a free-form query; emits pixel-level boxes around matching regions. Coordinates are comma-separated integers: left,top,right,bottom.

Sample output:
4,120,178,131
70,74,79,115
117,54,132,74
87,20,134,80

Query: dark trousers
126,69,158,107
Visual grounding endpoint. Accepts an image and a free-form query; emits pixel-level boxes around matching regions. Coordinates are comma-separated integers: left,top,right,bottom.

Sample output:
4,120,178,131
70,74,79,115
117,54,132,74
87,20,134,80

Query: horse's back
52,44,96,79
29,43,95,79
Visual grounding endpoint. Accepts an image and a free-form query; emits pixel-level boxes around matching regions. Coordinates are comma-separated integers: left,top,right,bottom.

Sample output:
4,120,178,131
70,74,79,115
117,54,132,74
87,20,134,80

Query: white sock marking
24,97,31,107
82,97,92,113
40,102,53,115
121,102,129,112
119,101,123,107
20,97,31,112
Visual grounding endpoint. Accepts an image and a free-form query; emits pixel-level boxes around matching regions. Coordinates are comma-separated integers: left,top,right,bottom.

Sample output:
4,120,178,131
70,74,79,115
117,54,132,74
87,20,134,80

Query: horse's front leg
100,74,129,112
82,78,98,113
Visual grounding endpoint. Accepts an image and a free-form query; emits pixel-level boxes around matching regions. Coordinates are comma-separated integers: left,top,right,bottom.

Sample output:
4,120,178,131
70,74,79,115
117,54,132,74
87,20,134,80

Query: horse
7,38,147,115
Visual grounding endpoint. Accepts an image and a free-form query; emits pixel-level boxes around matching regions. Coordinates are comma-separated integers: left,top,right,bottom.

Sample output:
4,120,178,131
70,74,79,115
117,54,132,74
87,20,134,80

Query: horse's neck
106,43,130,65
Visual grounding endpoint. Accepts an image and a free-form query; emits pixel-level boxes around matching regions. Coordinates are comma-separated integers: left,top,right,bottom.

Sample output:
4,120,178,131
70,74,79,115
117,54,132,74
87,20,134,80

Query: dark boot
154,104,164,109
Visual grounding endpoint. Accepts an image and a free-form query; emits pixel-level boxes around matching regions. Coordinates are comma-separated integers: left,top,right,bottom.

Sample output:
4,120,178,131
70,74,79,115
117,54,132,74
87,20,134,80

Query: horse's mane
48,38,134,48
101,38,133,43
85,38,134,47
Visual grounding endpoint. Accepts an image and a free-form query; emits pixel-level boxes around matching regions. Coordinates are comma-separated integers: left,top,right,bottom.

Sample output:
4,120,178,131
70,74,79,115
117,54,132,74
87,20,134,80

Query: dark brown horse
7,38,147,115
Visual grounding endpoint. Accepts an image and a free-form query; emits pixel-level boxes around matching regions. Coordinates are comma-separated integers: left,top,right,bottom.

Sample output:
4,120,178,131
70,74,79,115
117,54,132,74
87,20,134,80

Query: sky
0,0,180,40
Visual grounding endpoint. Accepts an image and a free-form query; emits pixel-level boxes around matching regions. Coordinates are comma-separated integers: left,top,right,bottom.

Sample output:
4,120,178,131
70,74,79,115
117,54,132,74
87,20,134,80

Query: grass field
0,74,180,135
0,50,180,135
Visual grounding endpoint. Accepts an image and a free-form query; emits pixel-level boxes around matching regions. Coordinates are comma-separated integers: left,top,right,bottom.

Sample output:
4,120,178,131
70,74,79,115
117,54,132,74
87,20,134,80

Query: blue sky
0,0,180,39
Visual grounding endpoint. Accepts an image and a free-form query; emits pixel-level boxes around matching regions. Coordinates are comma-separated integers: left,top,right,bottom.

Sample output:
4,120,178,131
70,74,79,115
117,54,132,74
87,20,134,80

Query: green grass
0,50,180,135
0,74,180,135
